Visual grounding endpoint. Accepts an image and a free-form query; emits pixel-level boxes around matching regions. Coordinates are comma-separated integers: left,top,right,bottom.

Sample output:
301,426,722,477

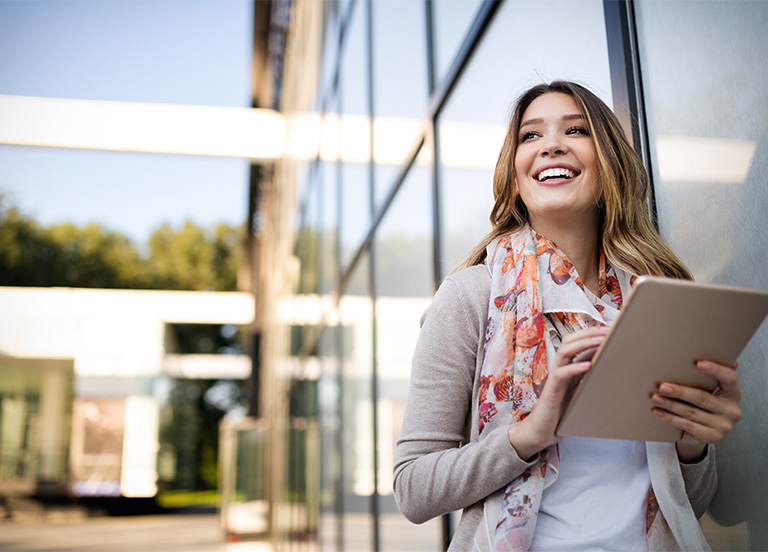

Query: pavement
0,513,273,552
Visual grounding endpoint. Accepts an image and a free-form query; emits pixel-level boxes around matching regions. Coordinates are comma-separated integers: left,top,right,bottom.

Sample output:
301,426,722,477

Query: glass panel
339,0,371,270
339,252,373,549
298,178,321,295
372,0,429,207
320,3,340,101
317,324,341,550
319,161,340,296
634,2,768,549
432,0,483,86
436,0,612,276
375,148,440,551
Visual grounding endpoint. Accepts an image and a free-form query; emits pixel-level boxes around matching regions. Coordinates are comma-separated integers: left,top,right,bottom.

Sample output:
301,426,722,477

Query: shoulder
437,264,491,306
422,264,491,330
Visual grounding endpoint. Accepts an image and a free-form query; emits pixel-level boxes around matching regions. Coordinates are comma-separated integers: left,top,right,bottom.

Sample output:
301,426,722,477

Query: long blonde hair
462,81,692,280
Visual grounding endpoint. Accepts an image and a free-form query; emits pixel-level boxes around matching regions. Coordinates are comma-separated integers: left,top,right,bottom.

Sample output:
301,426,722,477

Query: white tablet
556,276,768,442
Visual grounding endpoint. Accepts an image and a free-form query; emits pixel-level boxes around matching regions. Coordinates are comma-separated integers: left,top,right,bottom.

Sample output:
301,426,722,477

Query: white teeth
536,168,575,181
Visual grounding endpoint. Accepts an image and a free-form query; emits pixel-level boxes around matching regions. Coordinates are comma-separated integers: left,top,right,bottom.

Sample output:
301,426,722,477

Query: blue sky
0,0,254,243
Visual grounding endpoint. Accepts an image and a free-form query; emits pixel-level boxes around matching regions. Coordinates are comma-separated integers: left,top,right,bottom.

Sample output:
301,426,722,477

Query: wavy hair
461,80,692,280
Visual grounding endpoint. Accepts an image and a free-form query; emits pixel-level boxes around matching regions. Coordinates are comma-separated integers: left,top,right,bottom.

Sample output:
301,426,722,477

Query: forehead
521,92,582,122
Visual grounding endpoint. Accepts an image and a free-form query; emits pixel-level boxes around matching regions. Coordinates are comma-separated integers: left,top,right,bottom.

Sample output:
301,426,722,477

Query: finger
696,361,742,399
540,362,592,402
560,325,610,346
656,382,742,421
651,392,741,440
651,405,729,444
555,329,609,366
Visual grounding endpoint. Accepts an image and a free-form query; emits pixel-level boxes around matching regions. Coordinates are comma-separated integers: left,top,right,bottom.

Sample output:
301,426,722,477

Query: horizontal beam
0,95,285,160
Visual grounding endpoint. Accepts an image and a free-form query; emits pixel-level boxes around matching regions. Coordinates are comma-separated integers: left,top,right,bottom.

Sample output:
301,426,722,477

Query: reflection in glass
635,2,768,548
436,0,612,276
317,323,341,549
319,161,339,296
297,177,320,295
432,0,483,86
339,251,374,549
339,1,371,271
374,159,440,550
372,0,428,207
320,4,340,101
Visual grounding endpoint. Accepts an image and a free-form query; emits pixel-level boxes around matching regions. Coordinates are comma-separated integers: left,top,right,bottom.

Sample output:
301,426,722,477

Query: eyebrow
520,113,585,129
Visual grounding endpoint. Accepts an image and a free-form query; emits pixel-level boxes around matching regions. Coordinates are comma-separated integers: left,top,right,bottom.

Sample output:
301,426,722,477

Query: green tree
44,222,148,288
146,221,243,291
0,196,243,291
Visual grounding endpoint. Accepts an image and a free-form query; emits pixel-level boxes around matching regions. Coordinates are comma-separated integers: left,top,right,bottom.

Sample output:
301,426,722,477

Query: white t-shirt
531,436,650,551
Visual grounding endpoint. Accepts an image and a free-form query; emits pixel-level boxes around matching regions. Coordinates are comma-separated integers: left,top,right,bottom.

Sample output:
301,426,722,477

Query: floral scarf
474,223,635,550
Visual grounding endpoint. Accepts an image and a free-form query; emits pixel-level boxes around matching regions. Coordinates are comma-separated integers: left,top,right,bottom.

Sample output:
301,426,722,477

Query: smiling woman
393,81,744,551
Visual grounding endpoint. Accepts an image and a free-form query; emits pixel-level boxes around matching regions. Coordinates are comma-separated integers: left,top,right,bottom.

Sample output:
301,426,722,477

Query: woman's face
513,92,600,231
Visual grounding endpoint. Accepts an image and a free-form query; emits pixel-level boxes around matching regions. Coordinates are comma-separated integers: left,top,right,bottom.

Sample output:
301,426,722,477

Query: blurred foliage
0,195,243,291
166,323,245,355
158,378,247,492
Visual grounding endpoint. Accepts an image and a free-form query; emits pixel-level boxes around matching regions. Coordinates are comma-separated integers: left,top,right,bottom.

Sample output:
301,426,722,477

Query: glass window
436,0,612,276
634,2,768,548
431,0,483,87
339,251,374,549
317,324,341,550
339,0,372,270
319,161,340,296
297,177,320,295
374,146,439,551
372,0,429,207
320,3,340,101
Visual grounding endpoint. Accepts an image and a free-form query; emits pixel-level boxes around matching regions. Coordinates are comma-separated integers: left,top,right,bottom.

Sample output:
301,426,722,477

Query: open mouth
535,167,578,182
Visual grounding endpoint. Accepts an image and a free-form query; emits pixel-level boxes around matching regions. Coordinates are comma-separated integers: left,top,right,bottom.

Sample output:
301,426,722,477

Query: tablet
556,276,768,442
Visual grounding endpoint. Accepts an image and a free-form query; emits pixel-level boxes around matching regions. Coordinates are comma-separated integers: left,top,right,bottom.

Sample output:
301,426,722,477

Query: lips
533,164,580,182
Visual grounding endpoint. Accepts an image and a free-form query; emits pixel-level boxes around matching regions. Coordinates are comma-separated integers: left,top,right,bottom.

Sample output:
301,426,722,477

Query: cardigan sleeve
679,443,717,518
392,268,536,524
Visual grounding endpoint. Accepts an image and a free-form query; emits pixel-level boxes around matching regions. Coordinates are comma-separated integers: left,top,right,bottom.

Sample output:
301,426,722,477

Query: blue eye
566,126,589,136
520,131,538,142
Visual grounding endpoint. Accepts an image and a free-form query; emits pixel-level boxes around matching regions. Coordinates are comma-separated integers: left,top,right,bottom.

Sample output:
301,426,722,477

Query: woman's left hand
651,360,743,463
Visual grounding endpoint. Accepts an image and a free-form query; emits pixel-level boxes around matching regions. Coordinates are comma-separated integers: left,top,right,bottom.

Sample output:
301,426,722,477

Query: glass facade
257,1,768,550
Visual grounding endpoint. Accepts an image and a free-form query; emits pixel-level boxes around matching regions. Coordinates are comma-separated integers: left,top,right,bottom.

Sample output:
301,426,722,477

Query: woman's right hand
507,325,610,461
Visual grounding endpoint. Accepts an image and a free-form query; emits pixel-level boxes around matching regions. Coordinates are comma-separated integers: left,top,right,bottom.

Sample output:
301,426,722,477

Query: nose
540,134,568,156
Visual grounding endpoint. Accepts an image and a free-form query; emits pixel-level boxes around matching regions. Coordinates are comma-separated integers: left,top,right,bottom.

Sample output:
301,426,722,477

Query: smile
535,167,578,182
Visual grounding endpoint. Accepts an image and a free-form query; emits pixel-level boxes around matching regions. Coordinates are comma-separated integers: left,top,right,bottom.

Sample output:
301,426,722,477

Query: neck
528,215,600,295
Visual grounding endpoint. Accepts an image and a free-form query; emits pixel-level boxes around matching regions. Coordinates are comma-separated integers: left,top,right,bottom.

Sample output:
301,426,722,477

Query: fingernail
659,384,673,394
651,394,664,405
697,361,711,372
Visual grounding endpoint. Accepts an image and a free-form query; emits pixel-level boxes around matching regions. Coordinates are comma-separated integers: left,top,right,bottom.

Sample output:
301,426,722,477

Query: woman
393,81,743,551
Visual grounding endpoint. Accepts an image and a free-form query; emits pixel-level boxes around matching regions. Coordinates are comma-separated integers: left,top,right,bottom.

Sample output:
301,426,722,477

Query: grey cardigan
393,264,716,551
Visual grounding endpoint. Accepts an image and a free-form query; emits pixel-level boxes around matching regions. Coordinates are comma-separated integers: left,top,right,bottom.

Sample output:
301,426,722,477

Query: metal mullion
334,84,345,551
426,0,503,121
365,1,381,550
425,0,444,294
603,0,657,226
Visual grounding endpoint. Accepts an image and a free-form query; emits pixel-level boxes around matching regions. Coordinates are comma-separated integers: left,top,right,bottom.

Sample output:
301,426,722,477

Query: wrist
507,422,550,462
676,442,708,464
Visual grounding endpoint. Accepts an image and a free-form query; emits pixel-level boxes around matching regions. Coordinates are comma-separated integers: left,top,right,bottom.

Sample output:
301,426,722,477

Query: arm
679,443,717,518
392,274,536,524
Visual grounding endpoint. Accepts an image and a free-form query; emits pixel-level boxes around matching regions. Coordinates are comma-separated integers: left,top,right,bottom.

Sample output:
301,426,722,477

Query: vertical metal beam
365,0,381,549
425,0,445,291
603,0,657,225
